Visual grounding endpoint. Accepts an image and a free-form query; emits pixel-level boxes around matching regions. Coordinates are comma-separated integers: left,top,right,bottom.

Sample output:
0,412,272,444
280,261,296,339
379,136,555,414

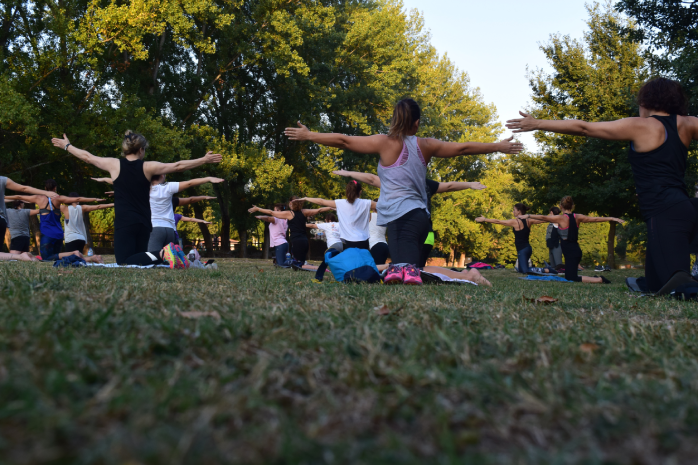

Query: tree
513,2,646,268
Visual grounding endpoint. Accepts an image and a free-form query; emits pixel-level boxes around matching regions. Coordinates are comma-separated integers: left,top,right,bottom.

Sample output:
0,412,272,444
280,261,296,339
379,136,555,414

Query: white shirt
317,222,341,247
335,198,371,242
368,212,387,249
150,182,180,229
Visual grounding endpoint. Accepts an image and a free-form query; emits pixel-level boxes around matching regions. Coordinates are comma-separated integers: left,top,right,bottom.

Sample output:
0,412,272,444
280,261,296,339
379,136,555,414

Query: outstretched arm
475,217,518,227
255,216,277,224
55,196,105,205
306,224,318,229
178,177,224,192
179,216,212,225
28,209,40,216
176,196,217,206
421,137,523,159
248,205,294,220
519,214,565,224
303,207,334,217
577,214,625,224
436,181,487,193
285,122,386,154
506,111,647,141
81,203,114,213
51,134,120,176
300,197,336,208
91,177,114,185
144,151,222,177
5,179,57,198
5,194,41,203
332,170,381,188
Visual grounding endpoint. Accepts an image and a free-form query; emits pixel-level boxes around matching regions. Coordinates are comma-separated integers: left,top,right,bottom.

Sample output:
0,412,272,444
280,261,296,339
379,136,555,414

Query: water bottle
87,248,94,257
285,252,291,264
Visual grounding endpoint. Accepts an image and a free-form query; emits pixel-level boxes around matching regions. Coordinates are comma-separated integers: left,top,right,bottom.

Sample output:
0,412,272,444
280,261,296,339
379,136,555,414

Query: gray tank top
0,177,7,221
64,205,87,242
376,136,429,226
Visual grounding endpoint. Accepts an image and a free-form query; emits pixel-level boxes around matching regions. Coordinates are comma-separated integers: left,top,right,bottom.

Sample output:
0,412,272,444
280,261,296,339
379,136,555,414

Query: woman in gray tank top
285,98,523,284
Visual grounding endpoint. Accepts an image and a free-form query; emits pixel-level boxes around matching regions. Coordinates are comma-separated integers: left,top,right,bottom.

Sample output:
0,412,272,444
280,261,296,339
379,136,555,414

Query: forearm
530,119,589,136
171,157,210,173
318,206,334,213
340,171,380,187
306,132,351,149
459,142,513,156
304,198,333,208
179,178,213,191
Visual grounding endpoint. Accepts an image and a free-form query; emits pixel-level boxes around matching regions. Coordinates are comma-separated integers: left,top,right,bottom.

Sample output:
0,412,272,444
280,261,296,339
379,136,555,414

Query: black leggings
291,238,309,263
386,208,430,266
561,241,583,282
645,198,698,292
114,223,153,265
124,251,164,266
0,218,6,253
64,239,86,253
419,243,433,268
371,242,390,265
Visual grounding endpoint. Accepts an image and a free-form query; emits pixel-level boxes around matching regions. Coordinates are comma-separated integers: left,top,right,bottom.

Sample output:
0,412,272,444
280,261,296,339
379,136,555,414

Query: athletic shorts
10,236,30,253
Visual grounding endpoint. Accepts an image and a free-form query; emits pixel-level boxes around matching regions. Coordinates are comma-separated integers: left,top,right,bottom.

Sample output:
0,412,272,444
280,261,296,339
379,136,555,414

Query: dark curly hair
637,78,688,116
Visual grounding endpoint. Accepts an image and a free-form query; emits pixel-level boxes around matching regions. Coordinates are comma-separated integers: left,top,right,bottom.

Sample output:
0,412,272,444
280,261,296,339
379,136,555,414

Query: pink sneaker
403,265,423,285
383,264,404,284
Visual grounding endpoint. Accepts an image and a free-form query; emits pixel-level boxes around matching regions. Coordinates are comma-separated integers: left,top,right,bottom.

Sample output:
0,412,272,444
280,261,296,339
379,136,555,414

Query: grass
1,258,698,464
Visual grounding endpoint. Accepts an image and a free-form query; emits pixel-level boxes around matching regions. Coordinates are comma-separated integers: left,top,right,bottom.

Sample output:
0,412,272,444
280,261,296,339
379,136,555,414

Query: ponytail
122,130,149,156
346,180,362,204
388,98,421,140
514,203,529,214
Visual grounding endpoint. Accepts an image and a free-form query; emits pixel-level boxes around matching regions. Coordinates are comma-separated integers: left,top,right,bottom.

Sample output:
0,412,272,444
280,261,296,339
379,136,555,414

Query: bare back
629,115,697,152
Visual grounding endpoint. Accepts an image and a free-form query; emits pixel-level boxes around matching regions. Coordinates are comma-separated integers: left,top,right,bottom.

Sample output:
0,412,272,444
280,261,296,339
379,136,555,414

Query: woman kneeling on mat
507,77,698,293
476,203,543,273
518,196,623,284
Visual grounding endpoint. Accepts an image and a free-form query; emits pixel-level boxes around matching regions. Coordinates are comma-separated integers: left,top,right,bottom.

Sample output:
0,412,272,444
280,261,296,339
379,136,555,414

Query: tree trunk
449,246,456,267
213,184,230,253
263,222,269,259
4,227,10,252
607,221,616,269
457,251,466,268
238,229,247,258
192,202,214,258
29,212,40,254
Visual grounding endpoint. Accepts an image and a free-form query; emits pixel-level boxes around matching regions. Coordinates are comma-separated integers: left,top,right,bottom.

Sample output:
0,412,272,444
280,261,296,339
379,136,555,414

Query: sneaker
594,265,604,272
173,244,189,268
162,243,179,269
311,278,323,284
383,264,404,284
403,265,423,285
604,265,611,272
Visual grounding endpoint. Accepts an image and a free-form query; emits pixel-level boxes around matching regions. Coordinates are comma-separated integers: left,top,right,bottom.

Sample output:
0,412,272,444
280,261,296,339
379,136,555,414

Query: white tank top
64,205,87,243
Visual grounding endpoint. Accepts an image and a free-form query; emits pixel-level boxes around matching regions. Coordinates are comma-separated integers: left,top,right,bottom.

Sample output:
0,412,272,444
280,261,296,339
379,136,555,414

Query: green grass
1,259,698,464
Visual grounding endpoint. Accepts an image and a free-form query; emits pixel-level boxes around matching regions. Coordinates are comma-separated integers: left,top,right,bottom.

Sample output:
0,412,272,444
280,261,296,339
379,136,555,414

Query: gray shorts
328,242,344,252
148,227,176,251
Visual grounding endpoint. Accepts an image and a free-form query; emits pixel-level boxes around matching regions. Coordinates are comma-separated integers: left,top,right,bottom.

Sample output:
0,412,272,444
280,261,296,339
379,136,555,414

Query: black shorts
10,236,30,253
64,239,86,253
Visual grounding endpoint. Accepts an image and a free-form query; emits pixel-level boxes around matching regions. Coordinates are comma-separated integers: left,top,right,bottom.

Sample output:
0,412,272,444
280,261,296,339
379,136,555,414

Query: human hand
475,216,486,223
204,151,223,164
248,205,260,213
332,170,349,176
208,177,225,183
468,182,487,190
614,218,625,224
284,121,311,141
105,191,114,197
506,111,539,133
51,133,70,150
497,136,524,154
203,221,212,225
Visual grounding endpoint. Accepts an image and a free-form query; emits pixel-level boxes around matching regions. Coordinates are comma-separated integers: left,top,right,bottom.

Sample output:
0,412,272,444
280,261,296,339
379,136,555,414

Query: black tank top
629,115,689,221
113,158,151,230
288,210,307,241
513,218,530,251
562,213,579,244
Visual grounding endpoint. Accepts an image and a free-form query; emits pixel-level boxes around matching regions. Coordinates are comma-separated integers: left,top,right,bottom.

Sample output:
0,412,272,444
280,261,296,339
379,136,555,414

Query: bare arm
436,181,487,193
91,177,114,185
179,216,212,225
175,196,216,206
475,217,519,227
332,170,381,188
28,209,40,216
248,205,294,220
51,134,120,176
520,214,566,225
255,216,277,224
144,151,222,177
420,136,523,159
306,224,318,229
178,177,224,192
5,194,42,204
506,111,649,142
577,214,625,224
303,207,334,217
300,197,336,208
55,196,105,205
286,122,387,154
81,203,114,213
5,179,57,198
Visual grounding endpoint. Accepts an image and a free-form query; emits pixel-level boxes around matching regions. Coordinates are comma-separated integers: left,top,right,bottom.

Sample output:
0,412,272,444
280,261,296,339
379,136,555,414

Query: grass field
1,258,697,464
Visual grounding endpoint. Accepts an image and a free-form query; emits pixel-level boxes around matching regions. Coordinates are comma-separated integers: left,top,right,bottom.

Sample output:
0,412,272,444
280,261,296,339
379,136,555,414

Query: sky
400,0,592,151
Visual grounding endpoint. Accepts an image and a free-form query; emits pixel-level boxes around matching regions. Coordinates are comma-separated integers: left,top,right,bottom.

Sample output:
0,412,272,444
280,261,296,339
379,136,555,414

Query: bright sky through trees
401,0,591,151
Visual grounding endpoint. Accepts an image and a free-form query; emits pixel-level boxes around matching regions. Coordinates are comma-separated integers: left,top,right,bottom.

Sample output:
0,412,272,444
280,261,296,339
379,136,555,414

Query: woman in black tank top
507,77,698,292
51,130,222,265
249,198,334,268
521,196,624,284
476,203,544,273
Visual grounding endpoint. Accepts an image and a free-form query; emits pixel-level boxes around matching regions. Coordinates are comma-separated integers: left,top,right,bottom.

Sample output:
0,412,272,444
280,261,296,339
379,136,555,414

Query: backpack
325,248,381,283
546,227,560,248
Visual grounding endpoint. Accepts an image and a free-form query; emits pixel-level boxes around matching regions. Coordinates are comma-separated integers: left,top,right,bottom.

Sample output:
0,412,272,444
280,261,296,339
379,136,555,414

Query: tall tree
513,2,646,267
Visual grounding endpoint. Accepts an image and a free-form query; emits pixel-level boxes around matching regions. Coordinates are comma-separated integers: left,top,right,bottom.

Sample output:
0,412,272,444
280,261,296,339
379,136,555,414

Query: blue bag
325,248,381,283
53,255,87,268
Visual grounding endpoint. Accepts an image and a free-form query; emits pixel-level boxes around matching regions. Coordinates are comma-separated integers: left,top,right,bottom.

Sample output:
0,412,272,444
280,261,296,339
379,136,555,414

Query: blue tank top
40,197,64,240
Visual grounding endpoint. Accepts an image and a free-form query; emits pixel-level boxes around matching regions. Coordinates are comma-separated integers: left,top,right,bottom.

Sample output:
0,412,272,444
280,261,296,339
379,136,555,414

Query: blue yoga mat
520,275,571,282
